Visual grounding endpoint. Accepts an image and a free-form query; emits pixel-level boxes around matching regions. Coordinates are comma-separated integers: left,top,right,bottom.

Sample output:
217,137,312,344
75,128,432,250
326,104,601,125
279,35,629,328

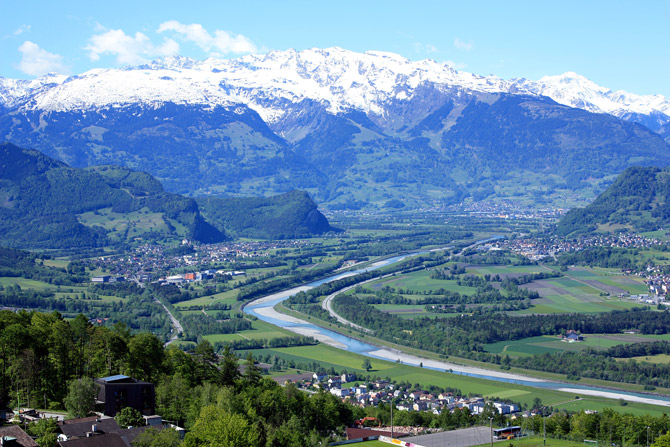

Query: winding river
243,243,670,407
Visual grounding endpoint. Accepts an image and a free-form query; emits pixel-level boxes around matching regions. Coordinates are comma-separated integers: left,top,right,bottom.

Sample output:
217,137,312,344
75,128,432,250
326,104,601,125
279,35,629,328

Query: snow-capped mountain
1,47,669,136
2,47,670,210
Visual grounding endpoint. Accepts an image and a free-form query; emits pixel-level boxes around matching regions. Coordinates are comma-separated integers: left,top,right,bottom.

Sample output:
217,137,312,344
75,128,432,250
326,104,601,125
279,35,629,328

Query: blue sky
3,0,669,97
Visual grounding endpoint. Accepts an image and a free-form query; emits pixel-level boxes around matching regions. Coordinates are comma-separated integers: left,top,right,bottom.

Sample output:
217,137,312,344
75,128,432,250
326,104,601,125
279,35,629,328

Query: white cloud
158,21,256,56
414,42,439,54
453,37,474,51
13,25,31,36
18,41,68,76
85,28,179,66
444,60,467,70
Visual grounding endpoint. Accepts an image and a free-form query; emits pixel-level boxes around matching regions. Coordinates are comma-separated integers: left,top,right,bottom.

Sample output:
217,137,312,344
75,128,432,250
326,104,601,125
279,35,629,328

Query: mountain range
0,142,333,249
2,47,670,210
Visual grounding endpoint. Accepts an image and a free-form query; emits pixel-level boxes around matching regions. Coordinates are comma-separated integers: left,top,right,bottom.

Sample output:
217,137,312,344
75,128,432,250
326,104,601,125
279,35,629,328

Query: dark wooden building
95,375,155,417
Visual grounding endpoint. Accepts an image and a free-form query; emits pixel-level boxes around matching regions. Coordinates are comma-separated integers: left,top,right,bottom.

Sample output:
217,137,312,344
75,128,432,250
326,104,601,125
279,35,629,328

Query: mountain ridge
2,48,668,134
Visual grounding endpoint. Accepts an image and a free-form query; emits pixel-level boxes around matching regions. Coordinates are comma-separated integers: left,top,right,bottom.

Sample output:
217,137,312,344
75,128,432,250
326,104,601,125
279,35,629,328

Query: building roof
0,425,38,447
58,433,127,447
97,375,130,383
59,418,121,439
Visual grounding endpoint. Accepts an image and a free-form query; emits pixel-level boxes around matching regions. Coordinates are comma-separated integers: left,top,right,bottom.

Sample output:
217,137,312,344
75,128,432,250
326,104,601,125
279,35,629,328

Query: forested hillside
197,190,336,239
557,166,670,235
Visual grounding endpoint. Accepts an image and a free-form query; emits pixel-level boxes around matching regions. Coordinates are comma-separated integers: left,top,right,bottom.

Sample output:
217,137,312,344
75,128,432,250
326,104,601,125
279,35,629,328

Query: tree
28,418,58,447
115,406,145,429
652,433,670,447
194,339,219,382
134,427,181,447
63,377,97,419
362,358,372,372
243,352,261,385
156,373,190,427
220,345,240,387
127,332,165,383
184,405,260,447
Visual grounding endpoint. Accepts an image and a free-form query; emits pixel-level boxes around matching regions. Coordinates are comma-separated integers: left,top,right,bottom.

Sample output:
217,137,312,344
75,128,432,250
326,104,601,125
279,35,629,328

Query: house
372,380,389,389
328,376,342,387
409,390,427,401
330,388,350,398
95,375,155,417
58,433,127,447
0,425,38,447
413,401,428,411
341,373,356,383
312,372,327,382
91,276,111,283
143,415,162,427
493,403,520,414
58,418,120,440
563,330,584,342
468,403,486,414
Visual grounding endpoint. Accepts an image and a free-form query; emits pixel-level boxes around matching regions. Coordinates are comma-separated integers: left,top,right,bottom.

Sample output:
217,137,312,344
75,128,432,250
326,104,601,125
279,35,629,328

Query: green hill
0,142,225,248
197,190,337,239
556,166,670,235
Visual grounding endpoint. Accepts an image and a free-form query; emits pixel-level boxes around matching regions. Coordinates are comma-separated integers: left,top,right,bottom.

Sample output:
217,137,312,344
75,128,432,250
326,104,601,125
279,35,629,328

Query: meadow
484,333,670,358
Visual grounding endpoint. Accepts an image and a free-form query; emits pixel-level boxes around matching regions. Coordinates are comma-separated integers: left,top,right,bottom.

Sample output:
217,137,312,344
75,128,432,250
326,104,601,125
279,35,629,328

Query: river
243,241,670,407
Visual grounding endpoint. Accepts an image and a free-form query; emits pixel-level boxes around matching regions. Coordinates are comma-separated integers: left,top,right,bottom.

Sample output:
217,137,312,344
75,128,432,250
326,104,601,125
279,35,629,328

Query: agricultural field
370,303,449,319
174,289,239,309
0,277,123,303
517,275,647,315
203,319,296,344
625,353,670,364
0,277,61,290
484,333,670,358
357,261,649,319
368,269,478,295
466,264,549,277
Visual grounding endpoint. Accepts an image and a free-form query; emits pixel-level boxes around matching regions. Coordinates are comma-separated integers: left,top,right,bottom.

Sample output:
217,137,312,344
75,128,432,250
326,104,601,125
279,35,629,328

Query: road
155,298,183,346
321,276,388,333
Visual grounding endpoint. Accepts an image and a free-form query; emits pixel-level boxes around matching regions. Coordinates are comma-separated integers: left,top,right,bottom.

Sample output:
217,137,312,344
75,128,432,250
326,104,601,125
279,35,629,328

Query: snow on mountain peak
1,47,669,126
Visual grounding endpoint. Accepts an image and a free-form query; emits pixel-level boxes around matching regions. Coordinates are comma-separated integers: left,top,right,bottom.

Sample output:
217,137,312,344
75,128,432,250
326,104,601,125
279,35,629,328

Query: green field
204,319,297,344
372,303,448,319
468,265,549,276
0,277,59,290
626,353,670,364
360,263,648,317
369,270,478,295
175,289,239,309
484,333,664,357
517,275,645,315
